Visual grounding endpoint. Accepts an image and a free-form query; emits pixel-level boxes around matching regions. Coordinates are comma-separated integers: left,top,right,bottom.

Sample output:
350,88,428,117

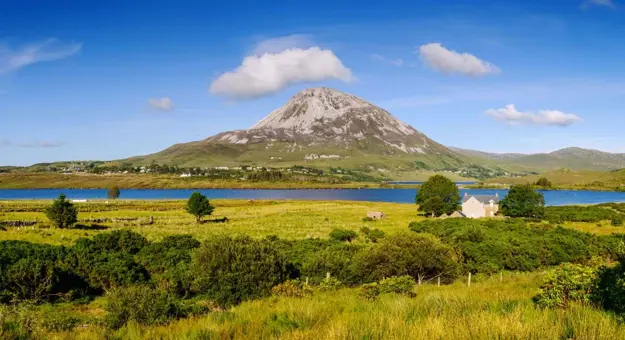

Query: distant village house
461,193,500,218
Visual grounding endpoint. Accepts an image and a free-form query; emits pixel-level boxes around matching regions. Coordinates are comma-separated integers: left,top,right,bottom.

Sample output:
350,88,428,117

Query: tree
415,175,460,216
420,197,446,217
329,228,358,242
185,192,214,223
45,194,78,228
108,186,121,200
500,184,546,218
535,177,552,188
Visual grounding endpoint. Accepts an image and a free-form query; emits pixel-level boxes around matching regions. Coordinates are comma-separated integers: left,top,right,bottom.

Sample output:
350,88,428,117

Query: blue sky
1,0,624,166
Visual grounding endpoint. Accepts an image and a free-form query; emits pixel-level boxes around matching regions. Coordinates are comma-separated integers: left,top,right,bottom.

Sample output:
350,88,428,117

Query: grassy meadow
24,272,625,340
3,199,625,339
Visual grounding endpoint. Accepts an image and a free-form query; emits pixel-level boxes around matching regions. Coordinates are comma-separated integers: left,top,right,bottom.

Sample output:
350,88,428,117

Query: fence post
500,271,503,283
467,272,471,288
437,277,441,287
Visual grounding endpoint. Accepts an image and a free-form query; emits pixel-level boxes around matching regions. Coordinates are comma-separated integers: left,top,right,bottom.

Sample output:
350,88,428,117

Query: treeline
409,218,623,273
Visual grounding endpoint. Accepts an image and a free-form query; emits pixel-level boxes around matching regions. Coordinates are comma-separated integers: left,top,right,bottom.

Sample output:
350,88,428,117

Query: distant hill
452,147,625,172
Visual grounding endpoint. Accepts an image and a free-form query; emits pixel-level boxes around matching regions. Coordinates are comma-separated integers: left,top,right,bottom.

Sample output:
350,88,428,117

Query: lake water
1,188,625,206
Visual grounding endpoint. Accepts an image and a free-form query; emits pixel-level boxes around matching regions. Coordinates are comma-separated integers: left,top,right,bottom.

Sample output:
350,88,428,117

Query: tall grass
32,273,625,339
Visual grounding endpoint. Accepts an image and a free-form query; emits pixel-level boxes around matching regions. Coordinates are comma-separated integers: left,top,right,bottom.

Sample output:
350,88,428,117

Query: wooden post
467,272,472,288
437,277,441,287
306,277,309,285
326,272,330,279
500,272,503,283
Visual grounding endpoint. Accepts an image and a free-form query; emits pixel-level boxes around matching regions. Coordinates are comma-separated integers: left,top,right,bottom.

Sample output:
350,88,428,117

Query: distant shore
0,173,423,190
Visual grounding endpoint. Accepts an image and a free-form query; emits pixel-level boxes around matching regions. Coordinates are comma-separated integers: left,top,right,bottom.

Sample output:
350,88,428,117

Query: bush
105,285,185,329
271,279,313,298
533,263,599,308
612,217,624,227
44,194,77,229
191,236,290,307
329,228,358,242
595,260,625,315
361,227,385,243
545,205,622,223
353,232,459,284
318,275,342,291
409,218,620,274
300,242,361,284
360,276,416,300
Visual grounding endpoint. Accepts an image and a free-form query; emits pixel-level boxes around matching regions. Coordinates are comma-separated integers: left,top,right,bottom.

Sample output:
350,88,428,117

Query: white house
461,193,500,218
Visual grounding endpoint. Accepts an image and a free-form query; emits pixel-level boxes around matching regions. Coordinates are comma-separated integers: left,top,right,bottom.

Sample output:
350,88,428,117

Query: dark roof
463,194,500,204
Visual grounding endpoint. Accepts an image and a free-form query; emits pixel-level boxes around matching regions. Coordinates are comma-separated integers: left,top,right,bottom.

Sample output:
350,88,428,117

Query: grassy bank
484,169,625,192
0,173,428,190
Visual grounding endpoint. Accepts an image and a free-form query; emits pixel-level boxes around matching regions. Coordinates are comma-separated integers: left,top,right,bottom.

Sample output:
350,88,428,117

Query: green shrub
318,275,342,291
409,218,620,274
353,232,459,284
595,261,625,315
361,227,385,243
360,276,416,300
271,279,313,298
105,285,185,329
545,205,622,223
191,236,290,307
362,217,375,222
329,228,358,242
612,217,624,227
300,242,361,284
533,263,600,308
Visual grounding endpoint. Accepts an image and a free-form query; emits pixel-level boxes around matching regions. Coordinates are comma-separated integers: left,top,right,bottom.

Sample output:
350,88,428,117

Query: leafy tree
108,186,121,200
185,192,214,223
353,232,460,285
420,197,446,217
45,194,78,228
500,184,546,218
535,177,552,188
415,175,460,216
191,236,289,307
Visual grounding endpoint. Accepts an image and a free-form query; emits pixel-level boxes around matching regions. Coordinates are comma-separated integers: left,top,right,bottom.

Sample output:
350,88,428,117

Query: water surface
1,188,625,206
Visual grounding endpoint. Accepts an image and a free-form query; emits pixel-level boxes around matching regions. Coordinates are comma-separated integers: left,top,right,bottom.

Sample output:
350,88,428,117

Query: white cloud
210,47,353,99
148,97,175,112
418,43,500,76
486,104,583,126
583,0,615,8
371,54,404,66
19,140,64,148
252,34,313,55
0,38,82,74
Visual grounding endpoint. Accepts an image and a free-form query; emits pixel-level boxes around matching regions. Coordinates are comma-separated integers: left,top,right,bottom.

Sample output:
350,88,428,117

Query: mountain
129,87,466,171
452,146,625,172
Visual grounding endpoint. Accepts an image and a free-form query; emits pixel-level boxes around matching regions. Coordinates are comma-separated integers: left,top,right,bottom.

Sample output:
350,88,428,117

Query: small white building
461,193,500,218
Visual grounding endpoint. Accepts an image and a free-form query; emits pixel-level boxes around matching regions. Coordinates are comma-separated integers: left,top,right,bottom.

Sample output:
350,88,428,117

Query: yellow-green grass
0,200,422,246
41,272,625,340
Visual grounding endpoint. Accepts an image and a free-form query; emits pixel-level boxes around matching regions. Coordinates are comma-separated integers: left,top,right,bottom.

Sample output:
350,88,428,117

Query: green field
3,200,625,339
484,168,625,191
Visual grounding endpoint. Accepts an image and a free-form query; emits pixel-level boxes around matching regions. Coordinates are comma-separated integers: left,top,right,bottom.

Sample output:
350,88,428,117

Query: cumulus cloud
148,97,174,112
19,140,64,148
486,104,583,126
418,43,500,76
210,46,353,99
371,54,404,66
0,38,82,74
